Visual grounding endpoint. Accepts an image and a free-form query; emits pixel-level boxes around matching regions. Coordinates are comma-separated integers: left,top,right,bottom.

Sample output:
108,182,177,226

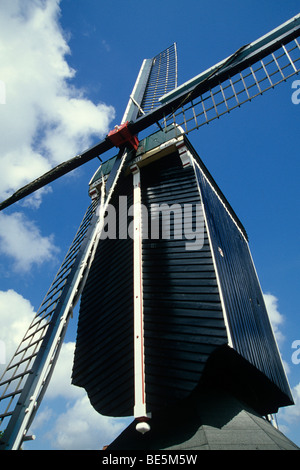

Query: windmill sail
133,13,300,135
0,15,299,211
160,30,300,134
139,44,178,115
0,201,98,449
122,43,177,123
0,139,113,212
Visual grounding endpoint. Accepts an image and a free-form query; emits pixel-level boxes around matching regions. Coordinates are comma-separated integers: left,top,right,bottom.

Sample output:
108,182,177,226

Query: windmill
0,14,300,450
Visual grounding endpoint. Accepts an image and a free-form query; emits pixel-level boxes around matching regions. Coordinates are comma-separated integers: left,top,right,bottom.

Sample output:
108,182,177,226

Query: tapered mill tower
1,15,300,450
73,126,297,450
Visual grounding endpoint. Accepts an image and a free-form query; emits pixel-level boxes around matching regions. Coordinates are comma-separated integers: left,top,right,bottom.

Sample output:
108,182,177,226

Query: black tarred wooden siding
141,154,228,412
72,133,293,417
192,153,293,403
72,150,228,417
72,172,135,417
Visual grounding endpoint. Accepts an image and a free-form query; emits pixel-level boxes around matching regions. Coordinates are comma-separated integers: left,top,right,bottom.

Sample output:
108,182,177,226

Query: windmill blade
161,35,300,134
0,44,178,212
138,43,177,115
0,138,113,212
0,144,132,450
121,43,177,123
130,13,300,136
0,200,99,449
2,11,299,213
0,13,299,212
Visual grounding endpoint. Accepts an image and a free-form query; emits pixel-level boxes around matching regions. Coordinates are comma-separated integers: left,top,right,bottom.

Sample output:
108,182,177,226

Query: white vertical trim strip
122,59,148,124
131,165,147,418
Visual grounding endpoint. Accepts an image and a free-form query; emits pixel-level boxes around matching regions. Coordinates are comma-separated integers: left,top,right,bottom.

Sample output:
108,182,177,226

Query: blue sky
0,0,299,450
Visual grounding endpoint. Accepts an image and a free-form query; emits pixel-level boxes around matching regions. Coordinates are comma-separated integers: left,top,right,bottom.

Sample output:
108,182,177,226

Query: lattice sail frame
139,44,178,115
160,36,300,135
0,201,98,448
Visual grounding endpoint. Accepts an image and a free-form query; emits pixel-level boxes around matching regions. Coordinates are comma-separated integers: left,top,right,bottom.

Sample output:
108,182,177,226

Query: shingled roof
107,380,299,451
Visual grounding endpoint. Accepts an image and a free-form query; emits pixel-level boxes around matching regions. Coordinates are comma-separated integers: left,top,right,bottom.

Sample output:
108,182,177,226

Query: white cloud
0,0,115,201
0,289,35,372
0,211,59,272
262,293,300,444
1,307,129,449
263,292,285,345
30,341,130,450
48,395,128,450
277,382,300,444
20,187,53,210
283,383,300,422
45,342,85,401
